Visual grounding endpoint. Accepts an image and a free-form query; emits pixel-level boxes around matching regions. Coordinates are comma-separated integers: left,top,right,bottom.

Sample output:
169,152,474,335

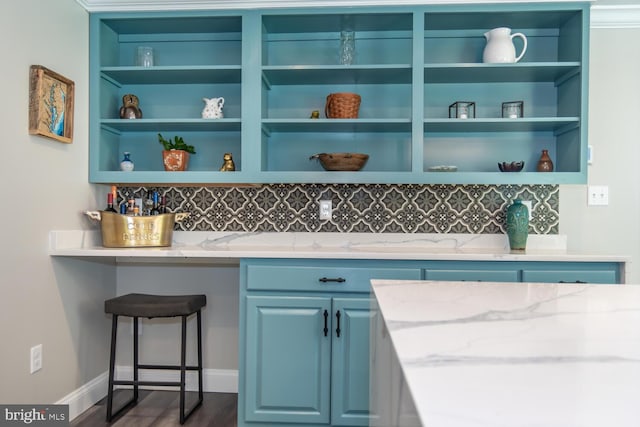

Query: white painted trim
55,372,109,421
74,0,640,29
116,366,239,393
591,5,640,29
74,0,587,12
58,368,238,421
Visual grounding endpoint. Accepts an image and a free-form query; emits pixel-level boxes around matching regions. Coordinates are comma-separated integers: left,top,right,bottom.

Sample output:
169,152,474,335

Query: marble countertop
49,231,629,264
371,279,640,427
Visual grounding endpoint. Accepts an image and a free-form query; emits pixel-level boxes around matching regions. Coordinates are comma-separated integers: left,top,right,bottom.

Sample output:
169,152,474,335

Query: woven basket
325,92,361,118
310,153,369,171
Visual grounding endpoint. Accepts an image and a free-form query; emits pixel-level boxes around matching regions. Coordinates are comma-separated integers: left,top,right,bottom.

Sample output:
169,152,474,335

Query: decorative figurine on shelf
310,110,320,119
220,153,236,171
202,97,225,119
119,94,142,119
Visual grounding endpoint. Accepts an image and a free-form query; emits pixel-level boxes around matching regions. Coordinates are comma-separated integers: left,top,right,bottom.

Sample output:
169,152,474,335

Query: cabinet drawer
246,264,421,293
522,270,618,284
425,269,519,282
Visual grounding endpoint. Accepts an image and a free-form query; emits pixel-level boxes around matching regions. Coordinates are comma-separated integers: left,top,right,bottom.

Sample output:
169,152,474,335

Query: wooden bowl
498,161,524,172
310,153,369,171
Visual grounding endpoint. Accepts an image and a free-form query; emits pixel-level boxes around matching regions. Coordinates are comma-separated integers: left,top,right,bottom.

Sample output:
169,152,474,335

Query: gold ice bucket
85,211,189,248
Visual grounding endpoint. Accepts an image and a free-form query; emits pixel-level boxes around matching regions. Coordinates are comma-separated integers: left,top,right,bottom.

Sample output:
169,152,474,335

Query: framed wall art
29,65,75,143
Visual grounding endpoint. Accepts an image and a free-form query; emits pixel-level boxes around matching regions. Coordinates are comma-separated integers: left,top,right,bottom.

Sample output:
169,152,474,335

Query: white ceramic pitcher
482,27,527,63
202,97,225,119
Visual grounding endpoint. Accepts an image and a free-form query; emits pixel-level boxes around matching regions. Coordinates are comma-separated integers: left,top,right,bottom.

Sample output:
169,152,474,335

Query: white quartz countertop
371,279,640,427
49,231,629,264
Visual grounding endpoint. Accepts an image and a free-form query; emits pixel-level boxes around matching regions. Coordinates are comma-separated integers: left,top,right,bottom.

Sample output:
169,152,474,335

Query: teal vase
506,199,529,251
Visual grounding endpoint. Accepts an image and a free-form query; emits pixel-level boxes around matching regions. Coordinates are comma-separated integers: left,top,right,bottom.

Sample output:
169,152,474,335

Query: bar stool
104,293,206,424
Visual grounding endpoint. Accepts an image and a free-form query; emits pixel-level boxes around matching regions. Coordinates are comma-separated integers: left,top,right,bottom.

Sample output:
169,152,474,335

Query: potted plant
158,133,196,171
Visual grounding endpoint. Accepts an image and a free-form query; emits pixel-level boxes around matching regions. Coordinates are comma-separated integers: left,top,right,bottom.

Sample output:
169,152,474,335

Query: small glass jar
136,46,154,67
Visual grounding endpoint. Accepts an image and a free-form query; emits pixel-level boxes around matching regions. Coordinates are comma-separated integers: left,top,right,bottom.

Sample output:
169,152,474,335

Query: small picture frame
29,65,75,143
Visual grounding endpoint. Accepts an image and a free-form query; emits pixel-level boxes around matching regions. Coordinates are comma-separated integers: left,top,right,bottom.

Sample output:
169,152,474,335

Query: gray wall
560,26,640,282
0,0,638,408
0,0,112,404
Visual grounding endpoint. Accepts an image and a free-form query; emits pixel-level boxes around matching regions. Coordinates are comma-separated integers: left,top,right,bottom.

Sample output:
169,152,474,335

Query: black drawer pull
319,277,346,283
559,280,587,284
323,310,329,337
335,310,341,338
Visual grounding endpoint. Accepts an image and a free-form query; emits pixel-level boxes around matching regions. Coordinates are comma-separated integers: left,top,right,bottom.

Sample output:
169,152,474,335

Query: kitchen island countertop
370,279,640,427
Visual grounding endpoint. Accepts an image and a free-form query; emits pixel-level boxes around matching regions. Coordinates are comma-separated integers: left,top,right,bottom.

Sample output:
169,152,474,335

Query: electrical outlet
30,344,42,374
588,185,609,206
319,200,332,220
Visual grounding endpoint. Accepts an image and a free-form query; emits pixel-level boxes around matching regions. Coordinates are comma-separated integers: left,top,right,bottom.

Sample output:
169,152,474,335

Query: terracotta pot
162,149,190,171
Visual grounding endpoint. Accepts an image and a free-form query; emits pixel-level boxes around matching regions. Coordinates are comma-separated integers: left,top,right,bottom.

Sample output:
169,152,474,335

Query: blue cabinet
239,259,421,426
88,2,590,185
244,296,332,424
239,257,622,426
331,297,377,426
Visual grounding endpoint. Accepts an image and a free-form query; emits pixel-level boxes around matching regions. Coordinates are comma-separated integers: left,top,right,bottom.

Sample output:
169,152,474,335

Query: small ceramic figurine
219,153,235,171
119,94,142,119
202,97,225,119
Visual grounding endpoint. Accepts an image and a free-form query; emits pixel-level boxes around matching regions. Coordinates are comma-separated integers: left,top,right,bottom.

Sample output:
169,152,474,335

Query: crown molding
74,0,640,29
591,5,640,29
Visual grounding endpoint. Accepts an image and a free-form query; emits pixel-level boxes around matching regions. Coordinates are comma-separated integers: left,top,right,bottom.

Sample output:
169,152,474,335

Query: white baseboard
58,368,238,421
55,372,109,421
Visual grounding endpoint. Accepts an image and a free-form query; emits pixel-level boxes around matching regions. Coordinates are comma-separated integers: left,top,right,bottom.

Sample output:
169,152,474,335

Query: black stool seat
104,293,206,424
105,293,206,318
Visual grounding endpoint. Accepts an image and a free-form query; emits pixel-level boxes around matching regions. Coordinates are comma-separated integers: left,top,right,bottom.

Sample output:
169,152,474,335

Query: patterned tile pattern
118,184,559,234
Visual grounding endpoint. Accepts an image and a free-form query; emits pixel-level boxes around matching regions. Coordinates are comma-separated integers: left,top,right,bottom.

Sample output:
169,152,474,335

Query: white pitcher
202,97,225,119
482,27,527,63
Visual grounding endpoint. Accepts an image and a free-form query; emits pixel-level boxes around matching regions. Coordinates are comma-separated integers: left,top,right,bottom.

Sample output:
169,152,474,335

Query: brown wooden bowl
498,161,525,172
310,153,369,171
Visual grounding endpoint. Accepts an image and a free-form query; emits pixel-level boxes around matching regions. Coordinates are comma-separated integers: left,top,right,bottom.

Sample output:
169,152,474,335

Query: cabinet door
331,297,377,426
245,296,332,424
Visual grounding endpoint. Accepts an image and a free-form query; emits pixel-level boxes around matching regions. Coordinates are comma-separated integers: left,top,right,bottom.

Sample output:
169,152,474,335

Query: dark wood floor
70,390,237,426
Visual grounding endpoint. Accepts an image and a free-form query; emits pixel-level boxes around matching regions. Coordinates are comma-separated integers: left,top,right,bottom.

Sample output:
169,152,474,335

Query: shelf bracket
100,72,123,89
555,67,580,87
261,72,272,90
554,121,580,136
100,125,122,136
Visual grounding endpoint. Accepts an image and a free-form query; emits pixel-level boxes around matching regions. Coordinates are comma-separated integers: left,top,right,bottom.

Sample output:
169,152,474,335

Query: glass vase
339,30,355,65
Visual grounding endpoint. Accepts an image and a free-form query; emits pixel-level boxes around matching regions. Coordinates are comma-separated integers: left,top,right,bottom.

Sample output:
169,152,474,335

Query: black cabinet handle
323,310,329,337
559,280,587,283
335,310,341,338
319,277,346,283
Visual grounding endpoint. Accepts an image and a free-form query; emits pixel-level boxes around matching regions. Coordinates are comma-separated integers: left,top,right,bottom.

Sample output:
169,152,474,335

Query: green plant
157,133,196,154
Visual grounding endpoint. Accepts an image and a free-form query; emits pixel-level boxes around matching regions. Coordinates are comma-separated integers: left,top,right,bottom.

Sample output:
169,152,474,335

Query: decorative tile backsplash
119,184,559,234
